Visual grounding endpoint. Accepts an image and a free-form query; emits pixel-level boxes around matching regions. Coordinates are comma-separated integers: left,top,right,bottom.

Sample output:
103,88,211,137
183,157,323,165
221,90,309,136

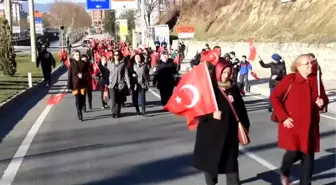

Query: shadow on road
83,153,197,185
0,68,67,144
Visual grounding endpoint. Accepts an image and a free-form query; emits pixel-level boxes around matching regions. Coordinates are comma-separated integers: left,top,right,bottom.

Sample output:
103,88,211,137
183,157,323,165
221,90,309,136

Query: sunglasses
114,54,119,56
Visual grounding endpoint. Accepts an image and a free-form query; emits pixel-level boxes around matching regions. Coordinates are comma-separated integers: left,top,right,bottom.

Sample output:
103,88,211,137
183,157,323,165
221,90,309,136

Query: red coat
270,72,329,154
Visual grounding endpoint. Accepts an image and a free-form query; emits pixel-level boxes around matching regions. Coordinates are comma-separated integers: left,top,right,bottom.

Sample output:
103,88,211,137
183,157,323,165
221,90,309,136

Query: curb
0,65,65,117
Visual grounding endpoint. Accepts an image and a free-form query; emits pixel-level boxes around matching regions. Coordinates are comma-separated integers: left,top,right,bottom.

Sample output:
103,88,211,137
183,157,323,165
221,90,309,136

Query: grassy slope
159,0,336,43
0,54,60,103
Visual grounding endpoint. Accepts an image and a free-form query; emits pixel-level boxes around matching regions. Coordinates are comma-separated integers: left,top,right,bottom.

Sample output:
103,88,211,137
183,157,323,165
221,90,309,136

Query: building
89,10,106,27
0,1,28,36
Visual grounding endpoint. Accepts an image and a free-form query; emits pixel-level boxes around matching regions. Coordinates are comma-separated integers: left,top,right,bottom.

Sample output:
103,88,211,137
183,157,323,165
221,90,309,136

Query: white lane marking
148,88,299,183
0,88,67,185
0,105,53,185
148,88,161,99
246,93,336,121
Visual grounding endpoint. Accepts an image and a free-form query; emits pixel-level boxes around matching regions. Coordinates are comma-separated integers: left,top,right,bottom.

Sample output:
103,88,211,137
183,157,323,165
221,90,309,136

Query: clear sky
34,0,84,3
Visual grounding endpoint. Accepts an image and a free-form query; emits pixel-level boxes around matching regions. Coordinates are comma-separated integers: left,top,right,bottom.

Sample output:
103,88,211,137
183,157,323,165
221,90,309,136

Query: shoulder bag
219,89,250,145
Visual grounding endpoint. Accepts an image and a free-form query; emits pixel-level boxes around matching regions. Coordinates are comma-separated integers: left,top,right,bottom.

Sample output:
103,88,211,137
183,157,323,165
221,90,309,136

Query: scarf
217,80,233,90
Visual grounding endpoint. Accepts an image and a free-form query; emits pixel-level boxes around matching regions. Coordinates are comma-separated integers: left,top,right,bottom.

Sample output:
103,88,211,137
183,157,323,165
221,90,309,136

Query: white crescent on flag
180,84,200,108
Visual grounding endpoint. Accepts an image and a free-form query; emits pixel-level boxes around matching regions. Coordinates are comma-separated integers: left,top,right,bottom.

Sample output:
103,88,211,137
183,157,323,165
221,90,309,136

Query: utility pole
4,0,12,34
140,0,145,45
28,0,37,62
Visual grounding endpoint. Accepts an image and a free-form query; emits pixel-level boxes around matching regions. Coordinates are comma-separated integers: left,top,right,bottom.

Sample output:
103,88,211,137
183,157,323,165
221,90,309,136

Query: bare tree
138,0,160,26
50,1,92,31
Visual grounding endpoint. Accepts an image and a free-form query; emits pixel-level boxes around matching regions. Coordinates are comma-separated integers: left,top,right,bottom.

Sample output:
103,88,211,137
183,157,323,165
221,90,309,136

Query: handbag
270,78,294,123
219,89,250,145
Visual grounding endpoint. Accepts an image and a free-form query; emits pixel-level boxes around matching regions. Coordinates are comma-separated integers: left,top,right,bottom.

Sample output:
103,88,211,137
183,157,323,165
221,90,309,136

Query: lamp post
28,0,37,62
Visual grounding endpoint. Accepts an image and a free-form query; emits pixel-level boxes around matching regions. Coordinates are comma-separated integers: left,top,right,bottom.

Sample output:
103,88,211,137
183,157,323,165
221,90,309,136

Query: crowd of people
48,38,328,185
58,38,184,121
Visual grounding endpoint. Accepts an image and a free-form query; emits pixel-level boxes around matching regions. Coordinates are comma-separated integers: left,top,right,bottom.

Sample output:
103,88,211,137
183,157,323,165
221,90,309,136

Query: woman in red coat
270,54,329,185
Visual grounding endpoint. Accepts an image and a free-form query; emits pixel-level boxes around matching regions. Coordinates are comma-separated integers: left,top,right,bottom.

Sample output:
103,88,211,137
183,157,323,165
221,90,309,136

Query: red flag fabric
47,92,67,105
122,47,130,56
163,62,218,130
248,39,257,61
104,51,113,59
150,53,157,67
200,50,220,65
174,54,181,65
251,71,260,80
92,63,100,76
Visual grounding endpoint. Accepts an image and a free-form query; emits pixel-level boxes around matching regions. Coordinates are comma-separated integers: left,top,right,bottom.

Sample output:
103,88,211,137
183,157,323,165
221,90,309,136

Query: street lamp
28,0,37,62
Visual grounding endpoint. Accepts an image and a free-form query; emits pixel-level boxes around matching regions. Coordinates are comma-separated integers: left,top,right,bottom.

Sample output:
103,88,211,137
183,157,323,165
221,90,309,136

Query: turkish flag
104,51,113,59
163,62,218,130
248,39,257,61
251,71,260,80
200,50,220,65
122,47,130,56
47,92,67,105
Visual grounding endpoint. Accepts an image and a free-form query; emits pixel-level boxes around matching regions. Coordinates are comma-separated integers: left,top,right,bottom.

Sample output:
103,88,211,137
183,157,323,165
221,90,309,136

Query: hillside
158,0,336,43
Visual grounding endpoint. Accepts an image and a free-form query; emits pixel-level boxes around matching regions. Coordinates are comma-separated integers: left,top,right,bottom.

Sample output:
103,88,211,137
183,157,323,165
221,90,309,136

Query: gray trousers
239,74,249,91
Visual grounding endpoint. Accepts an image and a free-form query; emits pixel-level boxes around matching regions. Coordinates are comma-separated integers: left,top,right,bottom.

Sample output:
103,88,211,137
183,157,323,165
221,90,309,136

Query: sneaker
280,174,290,185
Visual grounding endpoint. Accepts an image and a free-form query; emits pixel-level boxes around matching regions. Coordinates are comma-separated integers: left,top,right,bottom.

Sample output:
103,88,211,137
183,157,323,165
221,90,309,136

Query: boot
135,106,141,115
226,173,240,185
142,108,147,116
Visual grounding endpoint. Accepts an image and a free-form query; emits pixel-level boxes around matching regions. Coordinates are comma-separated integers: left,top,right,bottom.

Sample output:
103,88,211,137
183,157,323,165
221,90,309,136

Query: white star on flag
175,96,182,104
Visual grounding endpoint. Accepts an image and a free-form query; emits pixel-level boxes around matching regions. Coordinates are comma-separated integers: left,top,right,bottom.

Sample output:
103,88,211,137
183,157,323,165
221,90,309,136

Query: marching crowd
37,38,328,185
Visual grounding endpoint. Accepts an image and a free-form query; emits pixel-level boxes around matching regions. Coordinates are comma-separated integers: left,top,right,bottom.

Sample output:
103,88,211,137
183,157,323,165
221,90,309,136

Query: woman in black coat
67,50,89,121
193,61,250,185
98,56,110,109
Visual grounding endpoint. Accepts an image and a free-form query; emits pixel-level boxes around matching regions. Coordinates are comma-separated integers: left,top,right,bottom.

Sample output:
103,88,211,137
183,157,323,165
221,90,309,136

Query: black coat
98,63,110,87
67,59,89,90
259,60,287,88
153,59,178,89
193,85,250,175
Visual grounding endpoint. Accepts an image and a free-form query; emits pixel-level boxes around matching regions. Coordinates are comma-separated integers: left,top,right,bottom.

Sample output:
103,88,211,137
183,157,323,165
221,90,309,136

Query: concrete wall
173,40,336,80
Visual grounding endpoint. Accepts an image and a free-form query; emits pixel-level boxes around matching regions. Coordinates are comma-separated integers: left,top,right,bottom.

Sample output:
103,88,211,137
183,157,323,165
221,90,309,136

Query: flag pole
317,65,321,97
203,62,219,111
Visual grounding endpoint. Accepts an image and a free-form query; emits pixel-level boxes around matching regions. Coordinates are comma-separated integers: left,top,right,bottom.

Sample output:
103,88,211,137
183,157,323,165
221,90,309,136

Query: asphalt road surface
0,71,335,185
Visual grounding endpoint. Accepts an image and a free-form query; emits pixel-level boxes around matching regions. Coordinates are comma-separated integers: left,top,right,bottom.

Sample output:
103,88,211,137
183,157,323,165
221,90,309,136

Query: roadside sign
176,25,195,39
111,0,138,10
86,0,110,10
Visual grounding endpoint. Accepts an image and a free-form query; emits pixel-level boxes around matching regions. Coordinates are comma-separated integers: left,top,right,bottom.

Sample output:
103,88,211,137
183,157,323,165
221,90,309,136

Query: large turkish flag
163,62,218,130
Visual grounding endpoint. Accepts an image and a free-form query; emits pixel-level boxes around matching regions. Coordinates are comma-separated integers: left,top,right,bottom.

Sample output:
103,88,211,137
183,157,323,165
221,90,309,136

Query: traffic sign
86,0,110,10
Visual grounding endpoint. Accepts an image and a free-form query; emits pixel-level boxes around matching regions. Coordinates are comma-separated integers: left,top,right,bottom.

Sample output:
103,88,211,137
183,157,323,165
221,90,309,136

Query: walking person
107,50,131,118
81,54,93,111
98,56,110,109
238,55,252,92
193,62,250,185
270,54,329,185
153,51,178,106
130,53,150,116
258,54,287,112
67,50,89,121
36,44,56,87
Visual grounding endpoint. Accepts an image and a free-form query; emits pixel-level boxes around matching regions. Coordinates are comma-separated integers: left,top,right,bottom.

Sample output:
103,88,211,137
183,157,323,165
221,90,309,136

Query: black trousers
99,83,107,107
280,150,314,185
132,87,146,113
109,88,122,116
204,172,240,185
75,94,85,114
42,66,52,85
159,86,174,106
84,88,92,108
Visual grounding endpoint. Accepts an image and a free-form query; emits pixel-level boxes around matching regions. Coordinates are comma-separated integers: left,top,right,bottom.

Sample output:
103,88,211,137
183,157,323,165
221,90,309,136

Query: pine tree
0,17,17,76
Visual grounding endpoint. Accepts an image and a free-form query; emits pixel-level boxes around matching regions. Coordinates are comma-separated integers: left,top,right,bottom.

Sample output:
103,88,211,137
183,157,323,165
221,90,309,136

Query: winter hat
271,54,281,63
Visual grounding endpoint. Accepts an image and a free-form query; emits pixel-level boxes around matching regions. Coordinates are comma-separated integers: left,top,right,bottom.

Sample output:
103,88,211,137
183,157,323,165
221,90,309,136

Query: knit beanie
271,54,281,63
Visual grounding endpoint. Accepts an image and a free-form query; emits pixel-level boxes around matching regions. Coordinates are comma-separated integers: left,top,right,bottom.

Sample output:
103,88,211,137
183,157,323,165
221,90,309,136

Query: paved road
0,72,335,185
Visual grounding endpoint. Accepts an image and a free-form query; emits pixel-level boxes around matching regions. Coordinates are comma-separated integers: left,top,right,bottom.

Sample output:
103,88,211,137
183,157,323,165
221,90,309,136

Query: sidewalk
249,66,336,115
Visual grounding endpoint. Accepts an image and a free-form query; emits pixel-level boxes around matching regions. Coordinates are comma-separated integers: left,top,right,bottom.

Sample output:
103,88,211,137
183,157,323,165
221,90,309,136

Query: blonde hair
290,54,312,72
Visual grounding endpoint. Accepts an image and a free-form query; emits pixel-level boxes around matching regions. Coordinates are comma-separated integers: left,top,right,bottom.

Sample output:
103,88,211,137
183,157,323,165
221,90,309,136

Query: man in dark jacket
258,54,287,112
37,45,56,87
153,51,178,106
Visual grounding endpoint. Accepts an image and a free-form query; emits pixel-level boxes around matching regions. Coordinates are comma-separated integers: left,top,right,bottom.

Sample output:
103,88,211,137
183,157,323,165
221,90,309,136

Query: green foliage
103,11,116,36
0,17,17,76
